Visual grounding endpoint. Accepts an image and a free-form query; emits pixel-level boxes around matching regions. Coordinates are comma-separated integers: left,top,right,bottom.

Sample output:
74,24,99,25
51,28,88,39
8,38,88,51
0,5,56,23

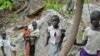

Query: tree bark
59,0,84,56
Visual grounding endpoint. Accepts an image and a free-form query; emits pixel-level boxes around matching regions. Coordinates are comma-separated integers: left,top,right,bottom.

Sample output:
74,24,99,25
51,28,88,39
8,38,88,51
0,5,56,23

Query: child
29,21,40,56
0,31,11,56
22,26,30,56
15,26,30,56
45,15,65,56
74,10,100,56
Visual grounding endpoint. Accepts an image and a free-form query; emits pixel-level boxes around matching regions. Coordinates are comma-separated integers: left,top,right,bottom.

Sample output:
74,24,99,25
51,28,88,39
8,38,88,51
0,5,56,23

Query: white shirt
48,26,62,44
28,23,40,37
82,27,100,54
0,39,10,47
0,39,12,56
28,24,33,31
30,29,40,37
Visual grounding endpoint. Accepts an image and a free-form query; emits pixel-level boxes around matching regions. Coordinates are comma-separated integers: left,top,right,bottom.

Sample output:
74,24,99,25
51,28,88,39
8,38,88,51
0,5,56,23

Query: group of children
0,10,100,56
0,21,40,56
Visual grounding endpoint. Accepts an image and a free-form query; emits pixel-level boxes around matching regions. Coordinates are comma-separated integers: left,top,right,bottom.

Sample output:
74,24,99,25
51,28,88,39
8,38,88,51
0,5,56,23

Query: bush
0,0,13,11
44,0,63,12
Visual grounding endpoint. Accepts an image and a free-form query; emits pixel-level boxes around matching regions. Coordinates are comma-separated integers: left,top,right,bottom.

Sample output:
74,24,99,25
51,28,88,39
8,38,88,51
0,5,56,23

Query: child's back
83,26,100,54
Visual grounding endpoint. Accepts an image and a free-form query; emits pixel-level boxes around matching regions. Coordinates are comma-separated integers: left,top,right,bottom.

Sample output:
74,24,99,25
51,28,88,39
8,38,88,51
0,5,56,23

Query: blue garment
48,43,60,56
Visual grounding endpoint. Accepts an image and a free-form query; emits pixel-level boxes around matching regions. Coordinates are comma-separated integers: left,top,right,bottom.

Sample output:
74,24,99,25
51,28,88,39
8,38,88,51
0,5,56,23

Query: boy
0,31,11,56
74,10,100,56
45,15,65,56
29,21,40,56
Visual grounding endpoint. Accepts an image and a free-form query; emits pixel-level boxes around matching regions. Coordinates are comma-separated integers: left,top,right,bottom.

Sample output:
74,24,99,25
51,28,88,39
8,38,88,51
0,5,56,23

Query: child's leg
12,51,16,56
30,45,35,56
25,41,30,56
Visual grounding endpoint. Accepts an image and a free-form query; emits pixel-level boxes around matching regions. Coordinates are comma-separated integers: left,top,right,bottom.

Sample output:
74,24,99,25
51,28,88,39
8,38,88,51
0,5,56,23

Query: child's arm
10,42,16,47
74,36,88,46
45,32,50,46
15,33,24,43
0,40,6,56
1,46,6,56
74,39,87,46
30,30,40,38
74,27,89,46
59,29,66,46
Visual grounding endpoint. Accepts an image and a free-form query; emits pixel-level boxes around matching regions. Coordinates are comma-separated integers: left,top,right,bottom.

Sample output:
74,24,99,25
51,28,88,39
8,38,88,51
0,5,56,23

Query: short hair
51,15,60,22
90,10,100,20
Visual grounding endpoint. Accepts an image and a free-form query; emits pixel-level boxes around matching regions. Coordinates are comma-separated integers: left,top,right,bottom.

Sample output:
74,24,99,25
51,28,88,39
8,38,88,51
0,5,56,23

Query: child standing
15,26,30,56
29,21,40,56
0,31,11,56
22,26,30,56
75,10,100,56
45,15,65,56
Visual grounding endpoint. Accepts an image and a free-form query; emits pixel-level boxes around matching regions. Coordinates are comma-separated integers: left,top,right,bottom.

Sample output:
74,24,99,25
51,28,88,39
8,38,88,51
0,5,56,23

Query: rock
82,4,100,27
28,0,44,15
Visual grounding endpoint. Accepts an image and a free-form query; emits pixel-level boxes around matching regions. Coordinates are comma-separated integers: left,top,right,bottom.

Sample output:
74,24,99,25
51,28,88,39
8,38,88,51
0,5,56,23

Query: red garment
22,29,30,56
25,40,30,56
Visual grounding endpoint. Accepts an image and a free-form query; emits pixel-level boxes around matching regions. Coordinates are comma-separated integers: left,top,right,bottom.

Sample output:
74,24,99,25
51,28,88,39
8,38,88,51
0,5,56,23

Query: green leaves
0,0,6,3
0,0,13,11
45,0,63,12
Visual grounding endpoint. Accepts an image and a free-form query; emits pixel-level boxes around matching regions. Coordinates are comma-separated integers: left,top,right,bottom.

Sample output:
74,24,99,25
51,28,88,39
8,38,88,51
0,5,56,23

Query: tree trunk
59,0,84,56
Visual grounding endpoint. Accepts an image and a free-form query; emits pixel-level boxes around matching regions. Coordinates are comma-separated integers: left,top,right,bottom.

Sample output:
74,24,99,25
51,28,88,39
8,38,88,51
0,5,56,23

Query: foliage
44,0,63,12
84,0,89,4
0,0,13,11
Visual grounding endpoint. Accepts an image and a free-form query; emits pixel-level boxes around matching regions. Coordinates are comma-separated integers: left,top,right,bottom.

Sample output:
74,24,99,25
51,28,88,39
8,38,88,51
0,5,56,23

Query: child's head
51,15,60,28
32,21,37,30
90,10,100,28
1,31,6,39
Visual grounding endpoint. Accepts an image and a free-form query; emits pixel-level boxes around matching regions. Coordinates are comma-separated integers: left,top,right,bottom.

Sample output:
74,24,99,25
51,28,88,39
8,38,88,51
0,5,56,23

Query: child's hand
61,29,66,32
3,52,6,56
11,44,16,47
10,42,16,47
45,43,48,47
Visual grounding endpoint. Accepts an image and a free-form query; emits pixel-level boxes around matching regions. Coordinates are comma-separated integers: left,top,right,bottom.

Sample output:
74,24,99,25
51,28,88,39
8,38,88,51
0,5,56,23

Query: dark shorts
30,45,35,56
80,48,100,56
